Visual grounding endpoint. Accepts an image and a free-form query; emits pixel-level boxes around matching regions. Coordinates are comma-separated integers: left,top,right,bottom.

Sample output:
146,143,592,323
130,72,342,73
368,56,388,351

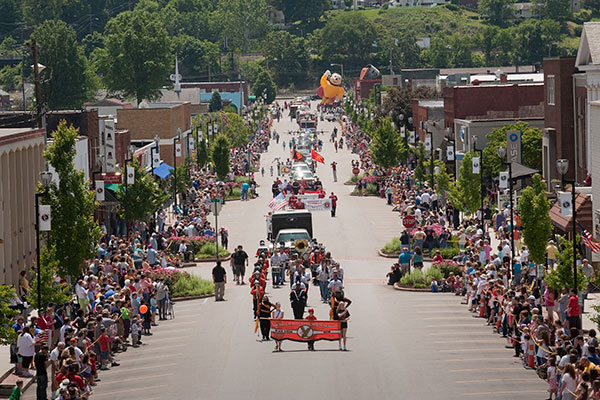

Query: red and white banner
303,198,331,211
270,319,341,342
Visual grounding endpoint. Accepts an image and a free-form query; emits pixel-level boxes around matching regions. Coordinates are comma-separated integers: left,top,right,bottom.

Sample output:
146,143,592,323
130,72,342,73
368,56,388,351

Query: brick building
116,103,192,167
444,83,544,150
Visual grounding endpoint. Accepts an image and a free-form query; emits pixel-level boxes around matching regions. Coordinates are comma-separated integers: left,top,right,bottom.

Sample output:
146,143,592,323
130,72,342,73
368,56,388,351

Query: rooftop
418,100,444,108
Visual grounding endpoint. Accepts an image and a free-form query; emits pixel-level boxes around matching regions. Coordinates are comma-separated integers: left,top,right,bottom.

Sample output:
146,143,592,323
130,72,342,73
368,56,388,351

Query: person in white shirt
17,327,35,376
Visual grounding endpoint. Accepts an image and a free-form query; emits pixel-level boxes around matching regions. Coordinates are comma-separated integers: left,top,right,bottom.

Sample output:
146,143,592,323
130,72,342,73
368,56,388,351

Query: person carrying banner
335,302,350,351
258,295,275,341
290,282,307,320
329,192,338,217
271,302,284,351
306,309,317,351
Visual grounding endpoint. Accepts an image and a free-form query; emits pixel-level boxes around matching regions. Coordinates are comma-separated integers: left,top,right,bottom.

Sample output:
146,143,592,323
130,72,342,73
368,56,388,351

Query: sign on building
104,119,116,173
506,130,522,164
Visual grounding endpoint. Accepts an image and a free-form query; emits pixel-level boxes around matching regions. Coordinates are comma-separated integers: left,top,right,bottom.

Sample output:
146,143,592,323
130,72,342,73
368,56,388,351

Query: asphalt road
28,102,548,400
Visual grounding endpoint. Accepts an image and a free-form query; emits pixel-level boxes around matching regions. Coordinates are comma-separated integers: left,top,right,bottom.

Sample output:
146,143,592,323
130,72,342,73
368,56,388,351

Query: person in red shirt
329,192,338,217
567,288,581,329
305,308,317,351
98,327,111,370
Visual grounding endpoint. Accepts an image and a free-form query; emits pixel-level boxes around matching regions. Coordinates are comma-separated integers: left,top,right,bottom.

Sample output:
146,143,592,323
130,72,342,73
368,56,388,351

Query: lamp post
426,129,434,190
556,158,578,292
473,136,484,230
124,145,135,238
497,146,515,275
35,170,53,309
173,129,181,209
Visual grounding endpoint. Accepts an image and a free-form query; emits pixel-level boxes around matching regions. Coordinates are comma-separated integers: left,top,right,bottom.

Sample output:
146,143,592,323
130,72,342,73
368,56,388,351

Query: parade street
61,102,547,400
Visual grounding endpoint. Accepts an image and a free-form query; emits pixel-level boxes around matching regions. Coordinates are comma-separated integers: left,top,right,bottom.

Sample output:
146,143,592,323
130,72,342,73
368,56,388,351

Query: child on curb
98,327,110,370
131,316,140,348
548,356,558,400
9,379,23,400
305,308,317,351
150,293,158,326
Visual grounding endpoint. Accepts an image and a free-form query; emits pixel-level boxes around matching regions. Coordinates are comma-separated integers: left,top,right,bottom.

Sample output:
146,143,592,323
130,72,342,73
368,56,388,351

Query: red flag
311,149,325,164
293,152,304,161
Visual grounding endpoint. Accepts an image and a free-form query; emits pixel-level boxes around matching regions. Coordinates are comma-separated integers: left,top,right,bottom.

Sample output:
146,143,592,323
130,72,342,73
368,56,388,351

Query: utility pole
27,39,43,129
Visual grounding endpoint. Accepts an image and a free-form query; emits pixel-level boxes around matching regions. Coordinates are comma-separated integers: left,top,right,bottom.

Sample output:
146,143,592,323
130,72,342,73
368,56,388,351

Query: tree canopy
253,70,277,104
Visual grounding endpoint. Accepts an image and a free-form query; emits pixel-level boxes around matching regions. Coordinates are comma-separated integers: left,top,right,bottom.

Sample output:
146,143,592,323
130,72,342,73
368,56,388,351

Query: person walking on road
212,261,227,301
329,192,338,217
232,245,249,285
258,295,275,341
290,282,307,319
331,161,337,182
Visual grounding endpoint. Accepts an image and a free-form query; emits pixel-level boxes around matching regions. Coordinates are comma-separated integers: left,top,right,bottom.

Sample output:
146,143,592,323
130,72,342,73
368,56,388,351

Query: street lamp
35,170,53,309
556,158,579,292
124,145,135,238
473,136,484,230
426,128,434,190
497,146,515,275
173,129,181,209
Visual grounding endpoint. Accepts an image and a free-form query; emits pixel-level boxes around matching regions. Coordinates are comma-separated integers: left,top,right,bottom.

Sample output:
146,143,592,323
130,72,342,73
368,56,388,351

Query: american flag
579,224,600,253
268,193,288,210
221,111,229,128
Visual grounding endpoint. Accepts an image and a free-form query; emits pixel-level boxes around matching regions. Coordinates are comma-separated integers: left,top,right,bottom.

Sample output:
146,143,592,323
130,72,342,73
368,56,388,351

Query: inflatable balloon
139,305,148,314
359,64,381,80
316,70,345,104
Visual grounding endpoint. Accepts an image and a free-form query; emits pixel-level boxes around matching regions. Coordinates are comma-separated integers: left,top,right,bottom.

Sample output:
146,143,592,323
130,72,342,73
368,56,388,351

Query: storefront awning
153,162,174,179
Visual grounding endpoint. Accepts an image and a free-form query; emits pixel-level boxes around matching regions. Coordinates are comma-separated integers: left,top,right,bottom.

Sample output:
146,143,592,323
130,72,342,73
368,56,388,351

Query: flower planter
393,282,431,292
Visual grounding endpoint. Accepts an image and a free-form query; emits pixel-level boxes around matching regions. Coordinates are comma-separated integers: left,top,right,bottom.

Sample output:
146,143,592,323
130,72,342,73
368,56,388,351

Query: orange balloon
139,305,148,314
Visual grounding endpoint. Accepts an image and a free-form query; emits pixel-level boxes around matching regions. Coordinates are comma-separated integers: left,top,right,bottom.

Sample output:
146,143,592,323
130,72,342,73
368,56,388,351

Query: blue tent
153,162,174,179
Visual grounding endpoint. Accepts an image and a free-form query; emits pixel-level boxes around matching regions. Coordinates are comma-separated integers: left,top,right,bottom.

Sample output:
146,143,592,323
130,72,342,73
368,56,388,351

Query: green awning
248,95,256,101
105,183,123,193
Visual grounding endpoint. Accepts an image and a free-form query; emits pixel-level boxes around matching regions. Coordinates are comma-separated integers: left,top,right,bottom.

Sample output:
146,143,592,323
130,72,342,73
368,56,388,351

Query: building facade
0,128,45,288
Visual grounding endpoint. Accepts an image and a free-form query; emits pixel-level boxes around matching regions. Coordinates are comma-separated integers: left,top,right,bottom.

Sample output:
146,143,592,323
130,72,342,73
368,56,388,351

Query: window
547,75,555,105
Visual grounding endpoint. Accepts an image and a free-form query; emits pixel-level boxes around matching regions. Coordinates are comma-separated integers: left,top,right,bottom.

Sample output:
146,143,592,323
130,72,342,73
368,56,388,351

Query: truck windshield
276,232,310,243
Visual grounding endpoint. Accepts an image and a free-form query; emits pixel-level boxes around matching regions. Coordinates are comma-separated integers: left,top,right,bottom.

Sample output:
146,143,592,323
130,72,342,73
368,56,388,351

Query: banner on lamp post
400,126,405,138
499,171,509,188
559,191,573,218
95,181,105,202
424,136,432,152
188,136,195,150
175,143,182,157
472,157,480,174
126,167,135,185
446,145,455,161
39,205,51,231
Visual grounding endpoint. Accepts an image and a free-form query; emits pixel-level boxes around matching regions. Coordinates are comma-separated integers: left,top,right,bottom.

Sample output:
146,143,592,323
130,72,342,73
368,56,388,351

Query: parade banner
284,193,319,200
303,198,332,211
270,319,341,342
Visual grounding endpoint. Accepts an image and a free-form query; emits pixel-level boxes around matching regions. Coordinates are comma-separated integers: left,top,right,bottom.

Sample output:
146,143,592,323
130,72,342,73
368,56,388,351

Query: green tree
478,0,515,27
218,0,269,53
0,64,20,92
44,121,102,279
212,134,231,179
414,143,427,185
99,9,171,104
456,152,481,214
253,70,277,104
482,122,543,179
222,112,251,148
371,118,402,169
28,246,70,310
197,136,209,168
317,12,377,67
517,174,552,265
209,91,223,112
0,285,17,345
31,20,98,109
545,236,587,291
586,0,600,16
381,86,438,128
117,158,168,222
0,1,21,37
173,162,192,195
271,0,329,23
261,31,309,86
533,0,570,20
172,34,221,78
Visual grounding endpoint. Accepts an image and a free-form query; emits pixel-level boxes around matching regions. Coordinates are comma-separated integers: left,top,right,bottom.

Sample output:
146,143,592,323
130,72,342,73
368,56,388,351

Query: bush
347,172,366,184
401,269,425,286
172,274,214,297
196,242,229,259
435,262,462,278
366,182,379,195
382,237,403,254
425,266,444,283
234,176,251,184
439,247,459,259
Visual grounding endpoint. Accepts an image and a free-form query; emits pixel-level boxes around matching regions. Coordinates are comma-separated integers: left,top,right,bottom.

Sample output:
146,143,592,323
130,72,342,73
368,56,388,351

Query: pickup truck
269,210,313,251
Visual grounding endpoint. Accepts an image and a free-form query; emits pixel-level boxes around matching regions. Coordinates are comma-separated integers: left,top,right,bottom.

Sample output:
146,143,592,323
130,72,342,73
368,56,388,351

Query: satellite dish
139,101,148,108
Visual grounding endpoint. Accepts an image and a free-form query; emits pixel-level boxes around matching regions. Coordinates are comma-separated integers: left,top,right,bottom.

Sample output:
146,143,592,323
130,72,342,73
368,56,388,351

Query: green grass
225,187,257,200
382,237,403,254
348,5,485,37
400,267,444,287
172,274,214,297
234,176,252,184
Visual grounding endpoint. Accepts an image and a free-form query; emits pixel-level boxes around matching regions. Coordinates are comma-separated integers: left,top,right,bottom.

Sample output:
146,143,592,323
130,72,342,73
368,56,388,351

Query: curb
192,254,231,263
378,250,399,258
393,283,431,292
173,293,214,301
